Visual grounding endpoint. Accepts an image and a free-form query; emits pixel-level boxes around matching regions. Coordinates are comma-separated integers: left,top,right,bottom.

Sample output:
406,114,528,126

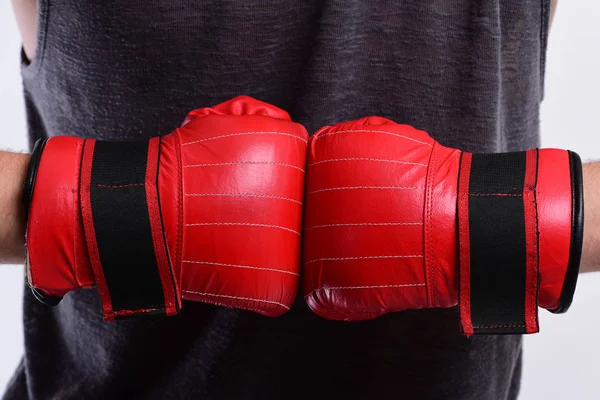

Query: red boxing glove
303,117,583,335
25,96,308,320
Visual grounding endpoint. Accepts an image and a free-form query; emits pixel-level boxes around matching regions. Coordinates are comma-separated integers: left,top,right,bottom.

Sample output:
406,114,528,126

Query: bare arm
11,0,37,62
551,0,558,27
0,151,29,264
580,163,600,272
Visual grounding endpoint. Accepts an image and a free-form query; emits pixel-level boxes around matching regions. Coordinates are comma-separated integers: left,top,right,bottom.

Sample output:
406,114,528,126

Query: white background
0,1,599,398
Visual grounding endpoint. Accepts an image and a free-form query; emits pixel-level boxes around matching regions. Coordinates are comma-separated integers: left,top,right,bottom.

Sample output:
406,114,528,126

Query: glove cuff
547,150,583,313
25,136,182,320
457,149,583,336
24,138,61,306
25,136,94,302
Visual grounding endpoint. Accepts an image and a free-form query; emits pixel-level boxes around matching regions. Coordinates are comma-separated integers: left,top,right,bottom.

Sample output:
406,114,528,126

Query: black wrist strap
458,150,540,335
80,138,180,320
457,149,583,336
24,137,181,319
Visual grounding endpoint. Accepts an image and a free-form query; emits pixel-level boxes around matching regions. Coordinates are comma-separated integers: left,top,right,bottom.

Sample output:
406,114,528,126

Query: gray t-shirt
4,1,551,399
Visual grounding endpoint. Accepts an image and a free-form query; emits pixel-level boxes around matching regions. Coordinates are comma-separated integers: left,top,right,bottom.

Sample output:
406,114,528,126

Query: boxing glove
24,96,308,320
303,117,583,335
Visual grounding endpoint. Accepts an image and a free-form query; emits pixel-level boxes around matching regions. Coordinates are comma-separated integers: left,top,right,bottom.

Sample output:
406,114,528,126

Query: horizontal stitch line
109,307,164,315
308,186,423,195
182,290,290,309
185,192,302,205
304,283,425,299
182,131,307,146
473,324,526,329
186,222,300,235
184,161,305,172
314,129,432,147
308,158,427,168
469,193,522,197
96,183,144,189
198,301,263,314
306,222,422,229
191,300,263,314
183,260,299,276
304,255,423,265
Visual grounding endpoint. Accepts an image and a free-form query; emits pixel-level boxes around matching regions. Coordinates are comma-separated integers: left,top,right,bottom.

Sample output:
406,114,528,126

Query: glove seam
73,139,85,287
425,143,440,308
175,130,184,282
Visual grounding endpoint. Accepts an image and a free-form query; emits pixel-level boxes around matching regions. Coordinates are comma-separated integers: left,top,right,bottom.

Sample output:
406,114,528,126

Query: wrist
0,151,29,264
580,163,600,272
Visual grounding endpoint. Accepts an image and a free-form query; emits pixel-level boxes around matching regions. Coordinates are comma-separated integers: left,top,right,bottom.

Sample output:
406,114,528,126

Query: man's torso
5,1,550,398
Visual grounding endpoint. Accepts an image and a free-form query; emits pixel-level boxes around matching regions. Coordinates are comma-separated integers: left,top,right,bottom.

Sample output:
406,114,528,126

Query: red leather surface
28,100,571,320
457,152,474,335
28,96,306,317
163,96,308,316
536,149,573,310
26,136,95,297
424,142,461,308
146,137,181,317
303,118,574,322
303,117,459,320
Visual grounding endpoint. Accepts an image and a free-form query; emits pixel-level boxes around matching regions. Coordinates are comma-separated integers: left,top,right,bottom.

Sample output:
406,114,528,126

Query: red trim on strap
146,137,180,316
458,152,474,336
80,139,116,321
110,308,167,318
523,150,540,334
